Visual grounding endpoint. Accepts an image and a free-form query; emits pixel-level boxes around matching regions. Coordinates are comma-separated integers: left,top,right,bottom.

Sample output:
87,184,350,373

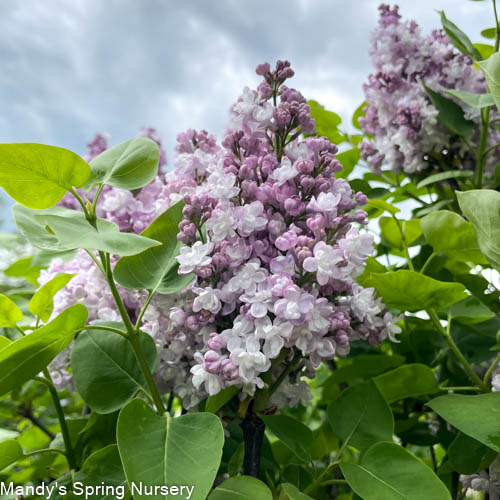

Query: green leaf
448,296,494,325
281,483,314,500
416,170,474,189
427,393,500,453
352,101,366,131
79,445,128,498
481,28,497,39
477,53,500,112
327,381,394,452
448,433,493,474
364,270,467,312
446,89,495,108
84,137,160,191
71,325,157,413
307,100,345,144
424,85,474,136
13,205,160,256
341,442,451,500
114,201,193,293
373,364,439,403
439,11,481,60
208,476,273,500
29,273,75,323
336,148,360,179
32,248,78,267
12,204,60,251
366,199,400,216
227,442,244,477
0,337,11,350
117,399,224,500
475,43,495,61
379,217,421,250
457,190,500,271
0,294,23,327
4,257,44,286
0,304,88,397
421,209,487,263
321,354,404,386
0,143,90,209
261,415,313,463
0,439,23,472
206,386,240,413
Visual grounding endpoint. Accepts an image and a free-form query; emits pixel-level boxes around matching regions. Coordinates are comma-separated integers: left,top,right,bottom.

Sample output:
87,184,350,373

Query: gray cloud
0,0,493,227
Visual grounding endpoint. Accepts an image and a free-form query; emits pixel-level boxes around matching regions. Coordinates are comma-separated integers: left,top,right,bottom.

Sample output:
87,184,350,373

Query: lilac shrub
42,61,400,408
360,4,500,175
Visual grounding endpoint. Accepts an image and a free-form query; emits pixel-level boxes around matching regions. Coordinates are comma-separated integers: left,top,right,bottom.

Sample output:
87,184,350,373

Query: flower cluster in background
43,61,400,408
360,4,500,175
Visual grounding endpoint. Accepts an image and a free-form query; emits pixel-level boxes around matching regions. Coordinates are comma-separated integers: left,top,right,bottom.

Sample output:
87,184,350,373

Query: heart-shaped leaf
29,273,76,323
261,415,313,463
114,201,193,294
0,294,23,327
0,304,88,396
457,190,500,271
421,210,487,264
0,143,90,209
208,476,272,500
71,324,157,413
364,270,467,312
477,53,500,111
327,380,393,452
0,440,23,472
427,393,500,453
373,364,439,403
341,442,451,500
85,137,159,191
117,399,224,500
13,205,160,256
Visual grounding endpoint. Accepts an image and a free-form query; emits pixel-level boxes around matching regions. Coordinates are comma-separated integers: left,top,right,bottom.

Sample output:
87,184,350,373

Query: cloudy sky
0,0,493,227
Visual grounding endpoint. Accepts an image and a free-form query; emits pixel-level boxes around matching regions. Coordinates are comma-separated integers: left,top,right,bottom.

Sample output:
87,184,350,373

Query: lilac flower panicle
45,61,399,408
361,4,500,175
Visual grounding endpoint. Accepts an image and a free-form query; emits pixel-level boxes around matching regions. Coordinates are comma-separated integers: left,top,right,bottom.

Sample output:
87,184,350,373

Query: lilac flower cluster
44,61,400,407
360,4,499,175
460,455,500,497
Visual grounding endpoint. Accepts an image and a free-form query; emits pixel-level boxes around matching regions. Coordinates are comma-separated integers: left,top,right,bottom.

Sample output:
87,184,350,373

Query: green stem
92,184,104,213
100,253,166,415
82,325,128,338
392,215,414,271
102,253,135,333
475,108,490,189
320,479,347,487
83,249,105,274
268,354,300,397
25,448,67,458
420,252,436,275
484,352,500,384
69,188,90,219
36,372,78,470
303,461,340,495
135,288,157,330
494,0,500,52
128,334,166,414
482,142,500,160
427,310,489,392
438,385,482,392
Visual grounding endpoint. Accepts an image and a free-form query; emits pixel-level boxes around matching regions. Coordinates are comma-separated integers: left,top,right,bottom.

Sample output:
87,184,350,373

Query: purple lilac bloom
360,4,500,175
44,62,400,408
